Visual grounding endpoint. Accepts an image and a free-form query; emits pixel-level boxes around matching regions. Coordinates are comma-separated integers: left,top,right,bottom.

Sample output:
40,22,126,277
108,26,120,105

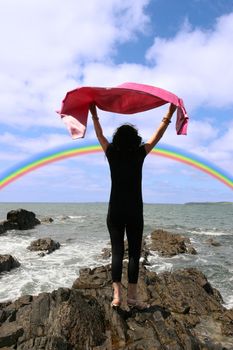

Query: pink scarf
57,82,189,139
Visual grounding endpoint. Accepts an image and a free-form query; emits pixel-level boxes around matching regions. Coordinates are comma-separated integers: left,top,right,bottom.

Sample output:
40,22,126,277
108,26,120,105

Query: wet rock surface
0,220,18,235
7,209,41,230
1,263,233,349
0,255,20,273
0,222,6,234
0,209,41,234
27,238,60,256
1,219,19,232
146,229,197,256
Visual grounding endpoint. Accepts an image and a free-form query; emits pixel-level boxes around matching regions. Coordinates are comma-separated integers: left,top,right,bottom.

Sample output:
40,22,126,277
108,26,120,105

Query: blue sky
0,0,233,203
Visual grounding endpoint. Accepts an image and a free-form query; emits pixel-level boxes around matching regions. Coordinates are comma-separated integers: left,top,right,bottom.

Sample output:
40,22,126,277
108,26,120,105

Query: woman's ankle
112,282,122,299
127,283,137,300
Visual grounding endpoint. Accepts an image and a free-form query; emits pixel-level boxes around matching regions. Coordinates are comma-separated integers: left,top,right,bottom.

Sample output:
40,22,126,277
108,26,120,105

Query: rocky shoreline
0,209,233,349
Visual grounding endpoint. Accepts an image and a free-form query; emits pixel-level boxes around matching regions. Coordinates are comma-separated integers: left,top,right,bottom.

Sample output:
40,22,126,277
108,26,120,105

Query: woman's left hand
89,103,97,118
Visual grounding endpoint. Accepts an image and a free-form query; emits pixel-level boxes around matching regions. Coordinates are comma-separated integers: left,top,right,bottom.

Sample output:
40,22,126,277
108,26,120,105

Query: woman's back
106,144,147,212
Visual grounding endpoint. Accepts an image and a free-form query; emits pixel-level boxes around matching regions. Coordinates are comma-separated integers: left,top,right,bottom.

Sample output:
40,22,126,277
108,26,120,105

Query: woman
90,103,177,309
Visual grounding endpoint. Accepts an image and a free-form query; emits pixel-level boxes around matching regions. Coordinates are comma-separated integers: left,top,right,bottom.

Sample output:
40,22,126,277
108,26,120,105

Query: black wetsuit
106,144,147,283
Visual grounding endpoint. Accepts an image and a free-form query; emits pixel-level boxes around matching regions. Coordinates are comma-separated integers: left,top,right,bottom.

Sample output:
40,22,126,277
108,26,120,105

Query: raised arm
144,104,177,154
90,104,109,153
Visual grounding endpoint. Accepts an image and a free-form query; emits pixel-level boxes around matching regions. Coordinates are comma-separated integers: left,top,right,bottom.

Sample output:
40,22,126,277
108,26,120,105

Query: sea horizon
1,200,232,204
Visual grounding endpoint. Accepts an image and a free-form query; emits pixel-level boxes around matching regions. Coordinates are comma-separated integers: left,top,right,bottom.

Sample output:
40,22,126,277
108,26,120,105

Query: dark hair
112,124,142,151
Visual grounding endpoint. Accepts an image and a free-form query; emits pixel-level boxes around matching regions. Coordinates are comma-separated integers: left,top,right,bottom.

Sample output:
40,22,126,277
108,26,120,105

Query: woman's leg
107,213,125,282
107,213,125,304
126,217,149,309
125,215,143,285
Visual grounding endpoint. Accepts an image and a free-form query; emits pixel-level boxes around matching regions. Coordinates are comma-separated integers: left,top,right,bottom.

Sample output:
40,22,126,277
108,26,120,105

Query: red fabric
58,82,189,139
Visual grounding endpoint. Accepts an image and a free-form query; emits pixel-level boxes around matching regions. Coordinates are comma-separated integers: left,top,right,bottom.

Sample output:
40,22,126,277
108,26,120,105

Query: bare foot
111,282,122,308
127,298,149,310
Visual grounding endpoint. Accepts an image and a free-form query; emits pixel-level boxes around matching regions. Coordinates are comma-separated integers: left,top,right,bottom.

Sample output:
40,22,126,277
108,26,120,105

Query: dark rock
0,289,106,350
1,263,233,349
27,238,60,255
0,219,21,234
6,209,40,230
0,322,24,348
0,255,20,273
206,238,221,247
2,220,19,231
146,229,197,256
187,246,198,254
220,309,233,336
0,221,6,235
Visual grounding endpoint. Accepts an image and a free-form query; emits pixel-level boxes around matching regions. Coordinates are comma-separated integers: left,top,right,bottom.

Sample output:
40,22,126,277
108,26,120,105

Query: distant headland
184,201,233,205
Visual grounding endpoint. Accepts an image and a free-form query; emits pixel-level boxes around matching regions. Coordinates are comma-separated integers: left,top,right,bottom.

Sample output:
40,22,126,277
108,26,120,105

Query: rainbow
0,144,232,190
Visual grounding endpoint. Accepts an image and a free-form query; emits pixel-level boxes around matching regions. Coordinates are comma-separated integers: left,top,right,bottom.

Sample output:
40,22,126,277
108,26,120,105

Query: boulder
146,229,197,256
0,222,6,235
0,255,20,273
1,263,233,349
6,209,40,230
27,238,60,256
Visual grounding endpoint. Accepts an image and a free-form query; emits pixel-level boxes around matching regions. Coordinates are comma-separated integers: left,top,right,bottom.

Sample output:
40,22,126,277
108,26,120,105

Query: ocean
0,202,232,308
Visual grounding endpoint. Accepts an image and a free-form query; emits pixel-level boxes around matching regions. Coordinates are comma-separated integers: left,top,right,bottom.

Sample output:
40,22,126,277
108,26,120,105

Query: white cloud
0,132,71,155
164,119,219,148
0,0,149,127
146,12,233,108
1,0,149,68
210,125,233,152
